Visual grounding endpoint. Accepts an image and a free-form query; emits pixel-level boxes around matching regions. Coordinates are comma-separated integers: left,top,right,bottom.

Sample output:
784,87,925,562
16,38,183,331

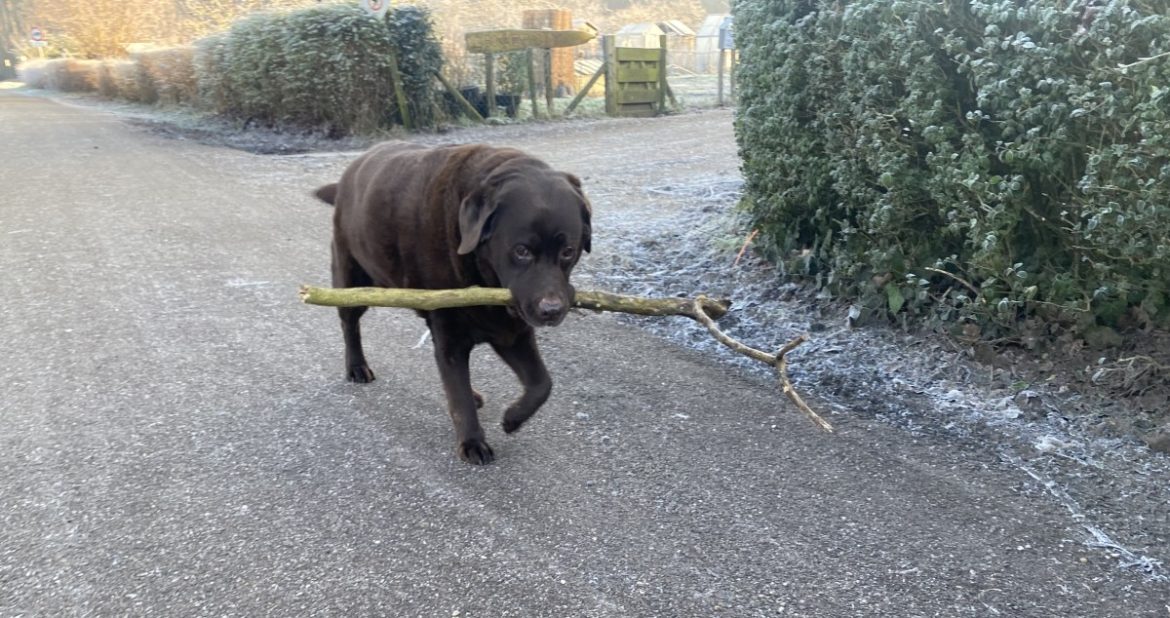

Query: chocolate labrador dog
314,142,591,465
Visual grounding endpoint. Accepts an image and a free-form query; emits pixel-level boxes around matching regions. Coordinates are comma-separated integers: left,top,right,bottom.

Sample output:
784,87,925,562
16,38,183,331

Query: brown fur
316,141,591,464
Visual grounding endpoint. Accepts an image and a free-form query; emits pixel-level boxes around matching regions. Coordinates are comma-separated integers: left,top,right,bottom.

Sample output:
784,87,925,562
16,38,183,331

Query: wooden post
544,47,555,116
434,71,485,123
484,52,495,118
388,48,414,130
665,81,678,109
717,49,725,107
729,50,736,102
527,48,539,119
657,34,668,116
564,64,604,115
603,35,617,117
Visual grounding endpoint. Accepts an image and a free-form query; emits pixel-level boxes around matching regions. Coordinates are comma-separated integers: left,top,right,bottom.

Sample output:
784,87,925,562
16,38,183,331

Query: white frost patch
1084,525,1168,580
1007,456,1166,581
225,278,272,287
1033,435,1072,454
582,172,1170,584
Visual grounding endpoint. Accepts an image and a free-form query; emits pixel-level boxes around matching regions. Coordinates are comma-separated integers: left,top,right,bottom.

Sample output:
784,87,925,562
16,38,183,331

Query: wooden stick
527,48,539,119
657,34,668,115
603,36,617,116
665,81,678,109
774,336,833,433
690,296,834,432
565,64,604,115
434,70,484,123
543,47,554,116
298,284,830,432
387,48,413,130
299,285,730,321
923,266,982,300
483,52,495,119
717,48,725,107
733,229,759,267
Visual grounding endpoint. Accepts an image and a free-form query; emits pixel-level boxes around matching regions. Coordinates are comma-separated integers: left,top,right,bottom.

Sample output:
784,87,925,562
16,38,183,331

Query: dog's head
457,162,591,327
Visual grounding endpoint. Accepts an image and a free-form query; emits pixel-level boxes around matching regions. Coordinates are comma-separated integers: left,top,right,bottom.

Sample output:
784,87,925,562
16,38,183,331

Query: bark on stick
298,285,829,432
299,285,730,321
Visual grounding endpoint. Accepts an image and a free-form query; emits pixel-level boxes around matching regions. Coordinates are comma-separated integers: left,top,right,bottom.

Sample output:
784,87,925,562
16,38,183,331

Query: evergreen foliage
734,0,1170,337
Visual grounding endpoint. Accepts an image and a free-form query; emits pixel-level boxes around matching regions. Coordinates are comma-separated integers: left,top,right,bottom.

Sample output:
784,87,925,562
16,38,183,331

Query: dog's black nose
537,297,565,321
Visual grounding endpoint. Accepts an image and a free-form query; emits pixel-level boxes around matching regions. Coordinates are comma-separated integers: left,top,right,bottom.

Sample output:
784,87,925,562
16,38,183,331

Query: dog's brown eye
559,246,575,261
513,245,533,262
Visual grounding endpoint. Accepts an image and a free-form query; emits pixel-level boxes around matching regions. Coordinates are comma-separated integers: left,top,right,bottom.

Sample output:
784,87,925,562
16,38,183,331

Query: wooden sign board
465,29,595,54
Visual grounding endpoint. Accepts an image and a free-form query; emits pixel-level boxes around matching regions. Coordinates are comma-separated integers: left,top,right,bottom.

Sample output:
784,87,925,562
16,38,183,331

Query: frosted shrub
198,4,443,133
735,0,1170,338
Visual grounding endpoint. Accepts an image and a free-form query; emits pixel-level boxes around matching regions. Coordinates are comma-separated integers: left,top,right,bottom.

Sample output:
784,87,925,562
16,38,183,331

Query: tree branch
299,285,831,432
299,285,731,321
690,296,833,433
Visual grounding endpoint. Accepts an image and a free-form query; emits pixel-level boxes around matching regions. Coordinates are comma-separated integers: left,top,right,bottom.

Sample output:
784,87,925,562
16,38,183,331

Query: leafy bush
201,4,443,133
21,4,443,134
136,47,198,105
193,34,232,112
735,0,1170,338
223,11,291,123
108,59,156,103
386,6,445,128
18,59,101,92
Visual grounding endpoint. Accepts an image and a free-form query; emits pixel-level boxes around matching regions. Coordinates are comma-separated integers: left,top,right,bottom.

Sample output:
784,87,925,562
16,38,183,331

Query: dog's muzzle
518,294,568,327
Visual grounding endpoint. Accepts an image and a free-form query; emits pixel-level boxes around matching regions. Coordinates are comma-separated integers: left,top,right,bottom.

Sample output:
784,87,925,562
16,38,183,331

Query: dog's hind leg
332,242,376,383
491,329,552,434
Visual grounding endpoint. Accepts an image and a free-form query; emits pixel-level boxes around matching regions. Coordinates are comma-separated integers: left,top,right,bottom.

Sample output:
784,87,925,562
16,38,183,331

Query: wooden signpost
465,28,596,119
465,29,595,54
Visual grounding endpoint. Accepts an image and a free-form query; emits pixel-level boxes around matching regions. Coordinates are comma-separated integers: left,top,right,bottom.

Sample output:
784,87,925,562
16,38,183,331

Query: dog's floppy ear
457,189,498,255
565,173,592,253
314,183,338,206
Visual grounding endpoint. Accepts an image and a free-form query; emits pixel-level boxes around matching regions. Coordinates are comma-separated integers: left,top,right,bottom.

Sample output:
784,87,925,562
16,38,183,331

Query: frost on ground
576,174,1170,583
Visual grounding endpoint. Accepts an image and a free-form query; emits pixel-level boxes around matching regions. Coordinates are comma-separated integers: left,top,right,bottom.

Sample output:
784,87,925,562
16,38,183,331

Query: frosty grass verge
577,175,1168,582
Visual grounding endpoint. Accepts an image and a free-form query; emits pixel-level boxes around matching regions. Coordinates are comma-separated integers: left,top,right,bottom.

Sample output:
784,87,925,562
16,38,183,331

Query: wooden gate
603,35,668,118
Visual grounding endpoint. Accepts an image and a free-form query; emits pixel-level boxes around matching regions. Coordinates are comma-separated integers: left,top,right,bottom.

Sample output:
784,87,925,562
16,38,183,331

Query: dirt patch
54,91,1170,582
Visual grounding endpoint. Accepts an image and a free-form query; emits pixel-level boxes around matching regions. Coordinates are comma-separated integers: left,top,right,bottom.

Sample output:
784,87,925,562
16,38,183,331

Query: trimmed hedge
734,0,1170,337
198,4,443,133
18,59,101,92
21,55,181,104
386,7,444,129
23,5,444,134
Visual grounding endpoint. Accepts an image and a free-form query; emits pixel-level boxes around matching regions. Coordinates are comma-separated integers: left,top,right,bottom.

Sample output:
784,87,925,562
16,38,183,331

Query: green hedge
24,4,443,135
734,0,1170,337
197,4,443,133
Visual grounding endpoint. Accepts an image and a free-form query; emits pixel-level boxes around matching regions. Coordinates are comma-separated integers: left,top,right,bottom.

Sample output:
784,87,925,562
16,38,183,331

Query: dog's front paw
501,405,535,434
457,439,495,465
473,389,485,409
346,364,375,383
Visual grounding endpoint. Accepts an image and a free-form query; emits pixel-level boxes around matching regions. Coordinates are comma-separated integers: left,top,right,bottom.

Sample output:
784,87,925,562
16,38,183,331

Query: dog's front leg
491,328,552,434
430,314,494,465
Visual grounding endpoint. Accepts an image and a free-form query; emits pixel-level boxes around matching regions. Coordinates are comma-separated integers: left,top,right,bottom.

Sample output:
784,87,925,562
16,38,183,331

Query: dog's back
326,142,461,290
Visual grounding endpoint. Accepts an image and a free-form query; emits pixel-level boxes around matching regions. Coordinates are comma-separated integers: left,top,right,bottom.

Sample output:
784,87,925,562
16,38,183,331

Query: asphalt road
2,91,1167,617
